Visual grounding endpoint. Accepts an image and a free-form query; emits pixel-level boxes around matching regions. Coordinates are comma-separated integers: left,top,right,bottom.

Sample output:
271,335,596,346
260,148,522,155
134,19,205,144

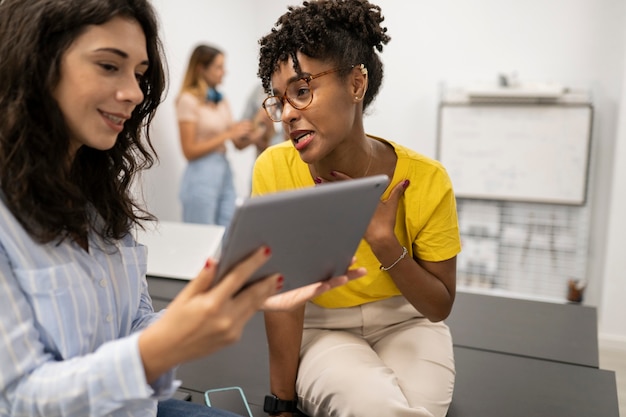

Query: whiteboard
437,104,592,205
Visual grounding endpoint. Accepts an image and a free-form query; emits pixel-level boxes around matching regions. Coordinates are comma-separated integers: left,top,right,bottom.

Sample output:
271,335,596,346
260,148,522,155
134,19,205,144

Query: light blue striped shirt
0,198,178,416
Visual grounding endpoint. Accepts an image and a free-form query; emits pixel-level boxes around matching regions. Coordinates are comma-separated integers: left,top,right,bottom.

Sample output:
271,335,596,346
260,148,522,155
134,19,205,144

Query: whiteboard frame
436,102,593,206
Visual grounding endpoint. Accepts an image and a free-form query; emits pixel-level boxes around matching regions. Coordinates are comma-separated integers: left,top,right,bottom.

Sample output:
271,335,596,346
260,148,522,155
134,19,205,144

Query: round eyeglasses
262,64,363,122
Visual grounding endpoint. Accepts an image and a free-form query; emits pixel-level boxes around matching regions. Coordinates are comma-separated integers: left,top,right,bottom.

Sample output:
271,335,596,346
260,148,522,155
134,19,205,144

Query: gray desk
447,346,619,417
446,291,599,367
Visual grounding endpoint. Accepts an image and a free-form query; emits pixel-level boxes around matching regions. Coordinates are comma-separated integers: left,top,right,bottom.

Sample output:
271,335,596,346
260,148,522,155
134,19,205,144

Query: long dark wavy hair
0,0,167,244
258,0,391,111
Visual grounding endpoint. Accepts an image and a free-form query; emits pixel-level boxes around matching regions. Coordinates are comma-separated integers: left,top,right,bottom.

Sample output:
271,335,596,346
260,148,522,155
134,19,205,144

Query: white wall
599,36,626,347
143,0,626,344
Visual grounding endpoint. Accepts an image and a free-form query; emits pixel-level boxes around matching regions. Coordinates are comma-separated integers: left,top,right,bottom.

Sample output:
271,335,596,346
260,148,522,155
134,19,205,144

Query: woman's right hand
138,246,281,383
231,120,254,139
229,120,256,150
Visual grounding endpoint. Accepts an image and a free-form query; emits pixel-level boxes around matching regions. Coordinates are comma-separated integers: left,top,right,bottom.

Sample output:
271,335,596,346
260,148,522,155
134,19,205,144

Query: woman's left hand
261,260,366,311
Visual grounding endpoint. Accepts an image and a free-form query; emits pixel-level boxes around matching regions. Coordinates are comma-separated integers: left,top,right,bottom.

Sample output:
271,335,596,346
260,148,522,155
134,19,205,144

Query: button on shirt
0,199,178,417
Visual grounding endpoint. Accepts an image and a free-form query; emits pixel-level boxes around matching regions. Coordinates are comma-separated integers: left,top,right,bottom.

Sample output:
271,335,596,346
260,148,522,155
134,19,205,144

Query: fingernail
330,171,337,177
264,246,272,256
276,275,284,290
403,180,410,188
204,259,212,269
314,177,322,184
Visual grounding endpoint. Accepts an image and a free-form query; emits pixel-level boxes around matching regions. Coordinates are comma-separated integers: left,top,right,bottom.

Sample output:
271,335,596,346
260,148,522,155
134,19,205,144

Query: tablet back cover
215,175,389,291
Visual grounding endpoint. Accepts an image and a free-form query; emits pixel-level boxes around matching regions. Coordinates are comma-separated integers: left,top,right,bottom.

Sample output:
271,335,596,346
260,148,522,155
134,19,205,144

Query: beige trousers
297,296,455,417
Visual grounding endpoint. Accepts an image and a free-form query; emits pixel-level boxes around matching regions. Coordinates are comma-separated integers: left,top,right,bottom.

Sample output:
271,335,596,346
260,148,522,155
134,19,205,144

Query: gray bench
446,291,599,367
148,277,619,417
447,346,619,417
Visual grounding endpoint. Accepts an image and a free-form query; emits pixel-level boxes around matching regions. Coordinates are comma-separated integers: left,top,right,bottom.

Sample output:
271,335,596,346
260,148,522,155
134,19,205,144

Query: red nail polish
403,180,410,188
330,171,337,177
204,259,212,269
314,177,322,184
264,246,272,256
276,275,284,290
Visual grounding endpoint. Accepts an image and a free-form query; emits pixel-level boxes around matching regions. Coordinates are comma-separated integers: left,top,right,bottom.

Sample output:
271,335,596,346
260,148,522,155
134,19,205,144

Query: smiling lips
100,110,128,132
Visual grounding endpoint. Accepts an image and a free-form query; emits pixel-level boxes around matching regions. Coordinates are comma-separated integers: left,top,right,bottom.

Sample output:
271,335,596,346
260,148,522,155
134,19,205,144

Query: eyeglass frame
262,64,364,122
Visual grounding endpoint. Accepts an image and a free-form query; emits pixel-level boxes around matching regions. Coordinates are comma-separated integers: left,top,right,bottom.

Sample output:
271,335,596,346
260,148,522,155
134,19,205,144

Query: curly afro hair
258,0,390,111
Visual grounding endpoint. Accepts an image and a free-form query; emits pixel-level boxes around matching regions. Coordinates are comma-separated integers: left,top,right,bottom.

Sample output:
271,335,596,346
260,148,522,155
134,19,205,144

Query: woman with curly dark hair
254,1,461,416
0,1,362,416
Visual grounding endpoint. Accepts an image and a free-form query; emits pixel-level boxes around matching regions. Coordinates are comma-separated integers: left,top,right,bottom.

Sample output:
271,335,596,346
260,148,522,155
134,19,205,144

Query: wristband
263,394,298,415
379,246,408,271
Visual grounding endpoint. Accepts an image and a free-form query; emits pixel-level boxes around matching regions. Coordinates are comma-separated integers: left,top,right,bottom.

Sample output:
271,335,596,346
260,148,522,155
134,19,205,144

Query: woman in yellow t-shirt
253,1,461,416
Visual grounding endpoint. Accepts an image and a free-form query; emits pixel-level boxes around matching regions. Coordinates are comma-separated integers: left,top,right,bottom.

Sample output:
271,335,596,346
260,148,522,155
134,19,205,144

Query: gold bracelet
379,246,408,271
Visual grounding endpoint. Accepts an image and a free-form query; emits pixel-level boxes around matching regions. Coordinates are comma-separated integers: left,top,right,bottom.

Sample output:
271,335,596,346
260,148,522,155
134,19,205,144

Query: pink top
176,92,233,153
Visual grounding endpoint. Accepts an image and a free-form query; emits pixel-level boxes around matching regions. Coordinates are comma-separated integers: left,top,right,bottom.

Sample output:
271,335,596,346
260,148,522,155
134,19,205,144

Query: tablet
214,174,389,292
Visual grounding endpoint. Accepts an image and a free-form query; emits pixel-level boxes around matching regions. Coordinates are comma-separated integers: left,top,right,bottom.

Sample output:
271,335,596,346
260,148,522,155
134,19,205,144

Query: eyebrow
287,74,303,83
271,72,312,95
288,71,312,83
94,47,149,67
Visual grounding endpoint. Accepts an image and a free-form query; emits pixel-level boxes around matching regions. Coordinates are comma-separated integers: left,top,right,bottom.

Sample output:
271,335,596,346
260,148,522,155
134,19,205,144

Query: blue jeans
157,399,244,417
179,152,236,227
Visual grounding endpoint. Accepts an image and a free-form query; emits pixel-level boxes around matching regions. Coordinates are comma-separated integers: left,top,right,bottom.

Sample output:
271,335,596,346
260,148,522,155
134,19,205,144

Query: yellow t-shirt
252,137,461,308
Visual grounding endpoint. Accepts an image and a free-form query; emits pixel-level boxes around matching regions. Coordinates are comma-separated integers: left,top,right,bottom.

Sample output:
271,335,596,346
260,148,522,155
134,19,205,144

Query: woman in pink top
176,45,261,226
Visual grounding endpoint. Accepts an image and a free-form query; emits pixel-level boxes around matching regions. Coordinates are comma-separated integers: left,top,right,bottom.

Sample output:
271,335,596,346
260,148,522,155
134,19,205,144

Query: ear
350,64,369,102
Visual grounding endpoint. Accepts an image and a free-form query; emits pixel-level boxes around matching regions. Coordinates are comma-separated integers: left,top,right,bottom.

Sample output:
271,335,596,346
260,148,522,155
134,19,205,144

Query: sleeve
175,93,199,123
412,165,461,262
252,145,304,196
122,232,178,398
0,243,177,417
251,148,279,196
129,276,179,398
